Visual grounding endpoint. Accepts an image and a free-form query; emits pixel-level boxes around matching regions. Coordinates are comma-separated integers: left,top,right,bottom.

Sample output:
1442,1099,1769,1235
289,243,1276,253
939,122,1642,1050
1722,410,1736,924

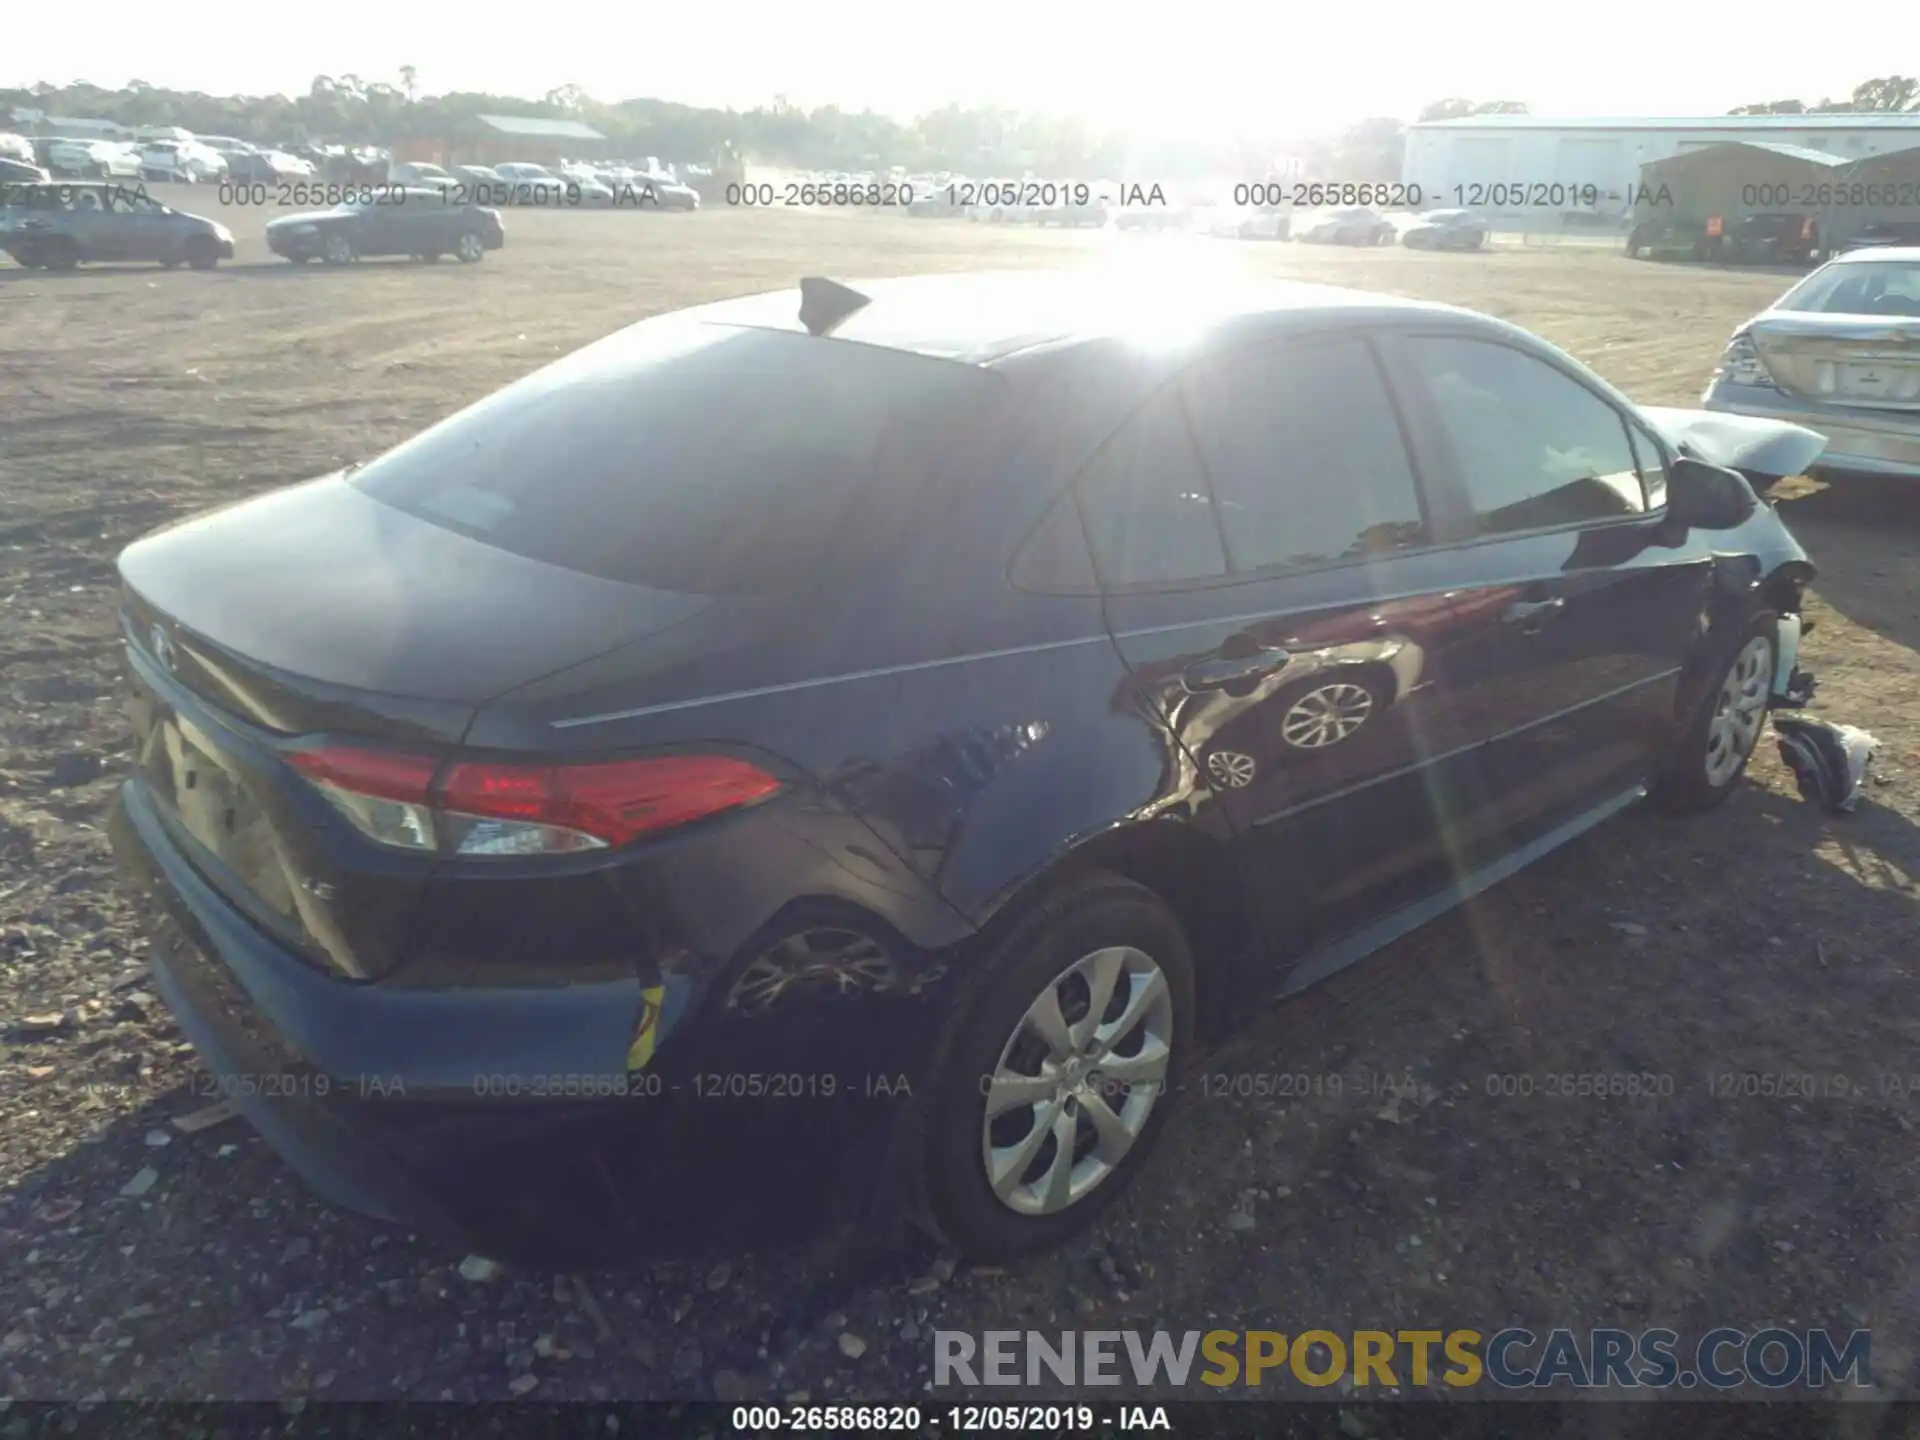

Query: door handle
1182,646,1291,692
1501,597,1565,631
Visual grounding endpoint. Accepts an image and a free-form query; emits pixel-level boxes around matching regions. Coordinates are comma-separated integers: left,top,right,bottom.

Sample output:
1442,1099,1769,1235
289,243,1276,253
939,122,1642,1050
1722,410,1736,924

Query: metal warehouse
1403,114,1920,224
1631,139,1920,243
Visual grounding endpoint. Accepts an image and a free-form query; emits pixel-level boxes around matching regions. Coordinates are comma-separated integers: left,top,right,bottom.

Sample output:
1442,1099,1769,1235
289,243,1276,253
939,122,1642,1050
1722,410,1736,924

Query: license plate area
1827,360,1920,407
130,674,299,926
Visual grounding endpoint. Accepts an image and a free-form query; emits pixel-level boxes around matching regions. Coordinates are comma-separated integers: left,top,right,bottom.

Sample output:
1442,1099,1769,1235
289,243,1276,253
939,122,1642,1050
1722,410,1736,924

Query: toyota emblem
149,622,177,672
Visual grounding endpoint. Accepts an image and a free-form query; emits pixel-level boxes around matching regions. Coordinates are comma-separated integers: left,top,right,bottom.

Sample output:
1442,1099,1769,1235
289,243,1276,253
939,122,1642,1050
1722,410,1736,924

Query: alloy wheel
1704,635,1773,787
1281,681,1376,749
456,231,484,262
981,946,1173,1216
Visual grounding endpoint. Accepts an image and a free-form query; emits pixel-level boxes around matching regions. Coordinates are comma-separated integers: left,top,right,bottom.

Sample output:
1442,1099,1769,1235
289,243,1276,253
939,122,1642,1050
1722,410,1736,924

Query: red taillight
288,745,781,855
287,746,437,804
438,756,782,847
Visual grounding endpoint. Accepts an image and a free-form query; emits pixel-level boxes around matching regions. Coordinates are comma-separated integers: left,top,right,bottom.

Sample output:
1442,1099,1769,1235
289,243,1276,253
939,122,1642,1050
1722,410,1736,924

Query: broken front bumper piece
1769,614,1816,710
1775,716,1879,814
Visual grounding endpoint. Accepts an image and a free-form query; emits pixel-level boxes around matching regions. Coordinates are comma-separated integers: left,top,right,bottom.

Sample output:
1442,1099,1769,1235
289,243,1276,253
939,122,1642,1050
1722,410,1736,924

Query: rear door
1385,330,1709,851
1086,332,1512,971
64,189,118,259
111,188,174,261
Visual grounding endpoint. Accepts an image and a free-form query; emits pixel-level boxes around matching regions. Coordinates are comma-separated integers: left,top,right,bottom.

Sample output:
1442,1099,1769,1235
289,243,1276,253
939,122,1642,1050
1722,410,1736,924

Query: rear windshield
352,322,1000,595
1779,260,1920,317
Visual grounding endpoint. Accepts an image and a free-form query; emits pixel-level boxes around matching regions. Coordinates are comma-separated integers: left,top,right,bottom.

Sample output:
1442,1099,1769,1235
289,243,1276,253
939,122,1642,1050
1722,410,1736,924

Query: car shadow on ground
5,771,1917,1399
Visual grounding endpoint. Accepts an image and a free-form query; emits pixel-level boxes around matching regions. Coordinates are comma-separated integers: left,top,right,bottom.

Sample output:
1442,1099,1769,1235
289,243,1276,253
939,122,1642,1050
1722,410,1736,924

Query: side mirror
1667,456,1760,531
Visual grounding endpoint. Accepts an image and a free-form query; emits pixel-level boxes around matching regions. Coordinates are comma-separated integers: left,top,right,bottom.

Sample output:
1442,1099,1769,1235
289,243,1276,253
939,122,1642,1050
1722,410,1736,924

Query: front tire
1652,615,1777,812
923,872,1194,1260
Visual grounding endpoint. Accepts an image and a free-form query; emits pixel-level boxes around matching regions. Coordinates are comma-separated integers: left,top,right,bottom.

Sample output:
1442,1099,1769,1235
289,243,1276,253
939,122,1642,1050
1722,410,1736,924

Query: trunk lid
118,474,711,740
1748,314,1920,411
117,474,713,980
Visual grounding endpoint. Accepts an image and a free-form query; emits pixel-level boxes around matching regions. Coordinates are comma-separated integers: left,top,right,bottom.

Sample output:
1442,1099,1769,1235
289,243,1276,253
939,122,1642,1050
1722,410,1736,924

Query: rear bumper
114,779,653,1231
1704,380,1920,478
109,778,923,1258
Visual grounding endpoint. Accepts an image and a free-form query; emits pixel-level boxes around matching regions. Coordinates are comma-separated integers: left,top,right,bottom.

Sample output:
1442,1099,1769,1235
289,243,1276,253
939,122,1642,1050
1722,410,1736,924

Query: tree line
1729,76,1920,115
1,75,1544,180
13,71,1907,185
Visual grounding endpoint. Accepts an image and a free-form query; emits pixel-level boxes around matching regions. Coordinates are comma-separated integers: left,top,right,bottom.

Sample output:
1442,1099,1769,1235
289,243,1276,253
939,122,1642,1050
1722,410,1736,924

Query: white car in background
197,135,259,157
47,139,143,180
389,160,458,193
138,140,227,183
492,162,572,205
1203,203,1291,241
556,164,616,206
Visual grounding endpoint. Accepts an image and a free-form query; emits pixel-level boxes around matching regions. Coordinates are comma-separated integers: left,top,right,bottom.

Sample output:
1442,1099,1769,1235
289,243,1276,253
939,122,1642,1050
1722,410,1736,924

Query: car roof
680,271,1454,365
1832,245,1920,263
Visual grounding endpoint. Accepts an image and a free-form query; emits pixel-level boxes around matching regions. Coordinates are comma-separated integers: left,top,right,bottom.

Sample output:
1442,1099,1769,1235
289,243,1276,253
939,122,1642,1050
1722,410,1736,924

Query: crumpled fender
1640,406,1829,483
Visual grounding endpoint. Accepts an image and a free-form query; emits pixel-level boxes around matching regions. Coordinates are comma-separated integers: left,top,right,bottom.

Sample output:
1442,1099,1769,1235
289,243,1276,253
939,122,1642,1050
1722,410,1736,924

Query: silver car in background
1705,247,1920,478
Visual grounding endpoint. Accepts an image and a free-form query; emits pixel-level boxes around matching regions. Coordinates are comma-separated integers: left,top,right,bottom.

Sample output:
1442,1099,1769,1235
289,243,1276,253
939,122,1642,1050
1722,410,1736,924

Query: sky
3,0,1899,142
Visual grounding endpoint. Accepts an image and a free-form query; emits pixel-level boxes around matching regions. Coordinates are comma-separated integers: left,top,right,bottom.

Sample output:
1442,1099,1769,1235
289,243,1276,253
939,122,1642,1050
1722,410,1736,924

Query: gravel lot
2,200,1917,1407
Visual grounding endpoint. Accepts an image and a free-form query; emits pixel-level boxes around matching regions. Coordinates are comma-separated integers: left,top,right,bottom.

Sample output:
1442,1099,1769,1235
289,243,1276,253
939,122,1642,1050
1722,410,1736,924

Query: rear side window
353,323,999,595
1180,338,1428,570
1074,390,1228,587
1410,337,1647,535
1779,260,1920,317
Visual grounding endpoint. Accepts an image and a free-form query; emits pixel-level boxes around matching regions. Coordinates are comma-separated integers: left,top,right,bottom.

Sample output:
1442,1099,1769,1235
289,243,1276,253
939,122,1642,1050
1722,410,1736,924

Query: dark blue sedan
110,272,1823,1264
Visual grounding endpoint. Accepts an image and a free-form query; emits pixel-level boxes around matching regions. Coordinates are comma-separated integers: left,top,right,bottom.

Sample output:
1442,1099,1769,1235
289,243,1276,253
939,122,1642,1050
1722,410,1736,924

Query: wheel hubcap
1281,681,1375,748
325,235,350,261
1704,635,1774,787
981,946,1174,1217
459,234,481,259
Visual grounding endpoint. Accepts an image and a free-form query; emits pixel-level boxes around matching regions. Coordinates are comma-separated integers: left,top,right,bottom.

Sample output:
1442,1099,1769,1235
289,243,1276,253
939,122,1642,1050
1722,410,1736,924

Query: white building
1404,114,1920,217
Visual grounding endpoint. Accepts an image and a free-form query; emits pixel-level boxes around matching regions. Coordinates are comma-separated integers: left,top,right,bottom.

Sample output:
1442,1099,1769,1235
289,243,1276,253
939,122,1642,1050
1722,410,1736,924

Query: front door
1385,331,1709,854
1078,333,1512,976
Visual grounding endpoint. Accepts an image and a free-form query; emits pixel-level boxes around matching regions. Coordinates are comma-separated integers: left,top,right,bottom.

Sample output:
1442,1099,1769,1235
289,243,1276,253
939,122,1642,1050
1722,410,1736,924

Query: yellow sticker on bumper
625,985,666,1072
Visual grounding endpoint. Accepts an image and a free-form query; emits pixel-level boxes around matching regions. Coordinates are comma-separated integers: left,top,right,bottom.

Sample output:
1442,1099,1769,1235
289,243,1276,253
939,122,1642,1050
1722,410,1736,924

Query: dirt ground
3,198,1919,1408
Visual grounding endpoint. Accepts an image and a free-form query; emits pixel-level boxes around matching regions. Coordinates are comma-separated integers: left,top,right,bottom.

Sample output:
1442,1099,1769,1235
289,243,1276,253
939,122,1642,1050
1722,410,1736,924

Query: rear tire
40,237,79,271
1651,613,1777,813
184,235,219,270
455,230,484,263
922,872,1194,1260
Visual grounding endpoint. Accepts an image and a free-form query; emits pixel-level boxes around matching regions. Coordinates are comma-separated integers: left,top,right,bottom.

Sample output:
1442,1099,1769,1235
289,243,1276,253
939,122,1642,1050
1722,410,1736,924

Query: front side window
1410,337,1647,535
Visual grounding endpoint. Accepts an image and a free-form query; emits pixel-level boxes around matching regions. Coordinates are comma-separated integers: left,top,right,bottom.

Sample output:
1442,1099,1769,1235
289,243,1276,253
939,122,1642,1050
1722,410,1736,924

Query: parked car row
385,159,699,210
0,181,503,270
941,187,1494,251
1627,213,1920,265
